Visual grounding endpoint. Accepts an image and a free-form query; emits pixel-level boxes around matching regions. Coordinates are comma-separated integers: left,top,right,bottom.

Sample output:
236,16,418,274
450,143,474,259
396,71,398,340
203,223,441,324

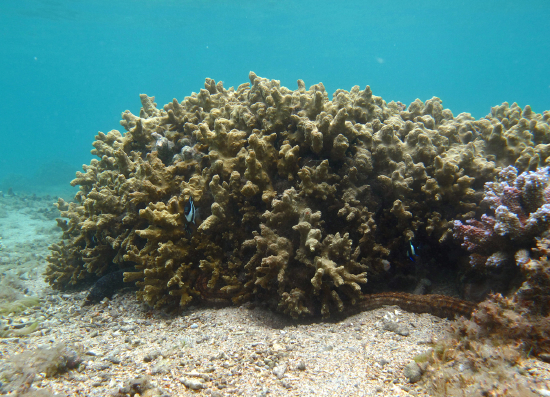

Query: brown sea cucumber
357,292,477,319
196,275,478,320
197,266,477,318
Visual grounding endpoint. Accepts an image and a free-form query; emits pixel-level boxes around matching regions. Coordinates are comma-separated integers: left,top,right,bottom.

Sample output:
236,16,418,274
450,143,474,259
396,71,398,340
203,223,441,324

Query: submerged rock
84,270,128,305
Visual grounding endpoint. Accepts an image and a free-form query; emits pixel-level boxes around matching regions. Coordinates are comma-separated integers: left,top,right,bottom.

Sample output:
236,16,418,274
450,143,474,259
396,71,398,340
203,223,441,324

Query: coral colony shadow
45,73,549,332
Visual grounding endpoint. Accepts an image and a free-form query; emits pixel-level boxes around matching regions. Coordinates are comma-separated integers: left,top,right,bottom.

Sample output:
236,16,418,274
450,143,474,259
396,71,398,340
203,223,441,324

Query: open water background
0,0,549,194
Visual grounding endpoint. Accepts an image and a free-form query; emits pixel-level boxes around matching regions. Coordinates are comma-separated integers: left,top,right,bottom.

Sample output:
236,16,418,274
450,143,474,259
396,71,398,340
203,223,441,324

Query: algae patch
0,296,41,314
0,296,42,338
0,344,82,394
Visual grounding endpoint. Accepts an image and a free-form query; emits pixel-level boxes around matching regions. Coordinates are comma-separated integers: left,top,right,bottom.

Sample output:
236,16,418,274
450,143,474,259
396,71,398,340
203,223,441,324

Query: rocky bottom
1,289,550,397
1,193,550,396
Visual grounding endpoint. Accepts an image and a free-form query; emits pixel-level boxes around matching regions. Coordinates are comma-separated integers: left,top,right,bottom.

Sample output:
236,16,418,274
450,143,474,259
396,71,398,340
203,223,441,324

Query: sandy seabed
1,193,550,397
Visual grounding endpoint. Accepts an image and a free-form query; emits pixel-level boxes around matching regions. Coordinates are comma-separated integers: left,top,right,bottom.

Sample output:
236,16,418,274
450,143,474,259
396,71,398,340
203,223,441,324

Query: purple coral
483,166,550,239
453,215,498,253
454,166,550,268
453,216,505,267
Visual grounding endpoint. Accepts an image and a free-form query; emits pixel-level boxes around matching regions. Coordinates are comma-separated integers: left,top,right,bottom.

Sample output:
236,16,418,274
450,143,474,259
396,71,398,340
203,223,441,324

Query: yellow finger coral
46,72,550,317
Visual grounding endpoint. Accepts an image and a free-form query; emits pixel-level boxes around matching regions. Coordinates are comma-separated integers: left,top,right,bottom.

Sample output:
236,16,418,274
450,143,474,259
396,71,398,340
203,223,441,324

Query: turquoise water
1,0,548,193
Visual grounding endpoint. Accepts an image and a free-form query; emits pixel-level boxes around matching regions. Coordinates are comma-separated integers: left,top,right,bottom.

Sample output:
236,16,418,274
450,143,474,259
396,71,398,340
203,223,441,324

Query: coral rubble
416,235,550,394
46,72,550,317
461,234,550,356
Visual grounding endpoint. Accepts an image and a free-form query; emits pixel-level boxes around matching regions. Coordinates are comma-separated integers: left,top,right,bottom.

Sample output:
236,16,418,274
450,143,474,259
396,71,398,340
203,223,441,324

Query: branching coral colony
46,72,550,321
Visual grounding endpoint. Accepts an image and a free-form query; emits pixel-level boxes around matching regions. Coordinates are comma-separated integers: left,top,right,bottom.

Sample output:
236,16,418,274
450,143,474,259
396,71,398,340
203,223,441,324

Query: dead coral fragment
278,288,311,318
112,375,167,397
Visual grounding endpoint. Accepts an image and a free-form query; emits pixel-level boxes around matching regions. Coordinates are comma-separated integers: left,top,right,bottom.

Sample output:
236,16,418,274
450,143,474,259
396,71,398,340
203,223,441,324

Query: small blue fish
406,240,416,262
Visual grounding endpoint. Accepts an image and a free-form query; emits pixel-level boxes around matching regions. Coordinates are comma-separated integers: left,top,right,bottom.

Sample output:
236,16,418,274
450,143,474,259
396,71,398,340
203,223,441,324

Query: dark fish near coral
84,270,129,305
184,196,196,224
184,196,198,234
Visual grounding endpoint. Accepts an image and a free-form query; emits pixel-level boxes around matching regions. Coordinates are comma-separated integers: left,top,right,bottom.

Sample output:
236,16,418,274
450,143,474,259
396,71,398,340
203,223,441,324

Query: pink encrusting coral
454,166,550,268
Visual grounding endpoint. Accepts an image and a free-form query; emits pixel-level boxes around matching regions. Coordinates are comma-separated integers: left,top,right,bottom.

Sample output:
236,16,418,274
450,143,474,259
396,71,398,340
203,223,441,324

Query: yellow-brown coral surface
46,72,550,317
